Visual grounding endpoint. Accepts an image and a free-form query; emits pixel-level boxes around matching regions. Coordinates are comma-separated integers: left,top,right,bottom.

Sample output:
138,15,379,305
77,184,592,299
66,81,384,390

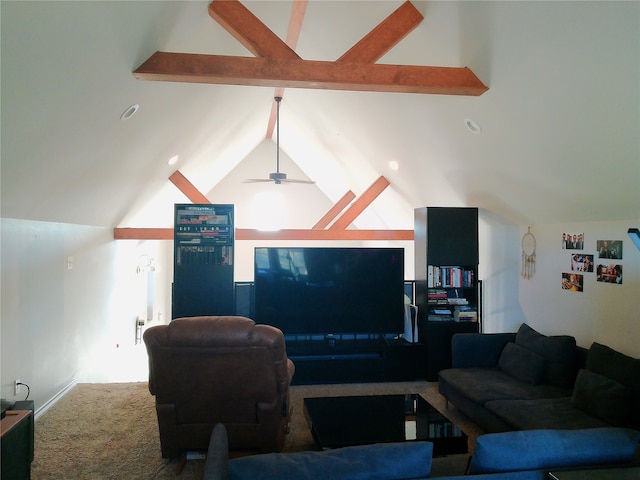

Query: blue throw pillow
469,428,640,474
228,441,433,480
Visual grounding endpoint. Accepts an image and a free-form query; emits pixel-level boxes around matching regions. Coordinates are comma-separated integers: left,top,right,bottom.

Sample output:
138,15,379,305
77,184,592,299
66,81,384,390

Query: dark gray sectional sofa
438,323,640,433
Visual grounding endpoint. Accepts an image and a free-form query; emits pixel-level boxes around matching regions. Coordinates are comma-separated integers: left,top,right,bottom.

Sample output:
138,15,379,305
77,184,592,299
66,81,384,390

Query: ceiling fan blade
243,178,274,183
282,179,316,184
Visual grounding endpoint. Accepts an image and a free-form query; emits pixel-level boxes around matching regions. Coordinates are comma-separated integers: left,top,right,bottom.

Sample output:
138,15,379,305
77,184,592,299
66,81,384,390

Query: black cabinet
1,401,34,480
414,207,480,380
286,337,427,385
172,204,234,319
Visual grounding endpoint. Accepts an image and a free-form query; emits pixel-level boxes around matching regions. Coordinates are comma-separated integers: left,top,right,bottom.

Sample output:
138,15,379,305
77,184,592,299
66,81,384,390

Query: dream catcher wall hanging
521,227,536,279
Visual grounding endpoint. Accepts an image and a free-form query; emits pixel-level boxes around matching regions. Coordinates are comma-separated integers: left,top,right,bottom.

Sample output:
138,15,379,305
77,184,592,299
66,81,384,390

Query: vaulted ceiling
2,1,638,233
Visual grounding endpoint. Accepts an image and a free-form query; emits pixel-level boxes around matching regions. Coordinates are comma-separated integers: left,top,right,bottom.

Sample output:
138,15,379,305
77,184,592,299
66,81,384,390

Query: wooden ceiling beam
267,0,308,138
312,190,357,230
330,176,391,230
337,1,423,64
236,228,413,241
169,170,211,204
113,227,413,241
208,0,300,60
113,228,174,240
134,52,488,96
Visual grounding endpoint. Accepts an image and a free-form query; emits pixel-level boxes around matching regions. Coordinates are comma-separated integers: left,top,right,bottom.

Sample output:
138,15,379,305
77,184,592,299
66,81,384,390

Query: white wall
1,218,172,412
518,220,640,357
478,210,526,333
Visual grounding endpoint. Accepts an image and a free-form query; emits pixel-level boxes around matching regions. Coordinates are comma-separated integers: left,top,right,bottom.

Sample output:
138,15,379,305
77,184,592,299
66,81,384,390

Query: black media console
285,334,426,385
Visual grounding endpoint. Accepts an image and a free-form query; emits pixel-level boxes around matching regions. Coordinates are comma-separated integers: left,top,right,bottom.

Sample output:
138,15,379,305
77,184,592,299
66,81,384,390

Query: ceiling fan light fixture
251,190,286,231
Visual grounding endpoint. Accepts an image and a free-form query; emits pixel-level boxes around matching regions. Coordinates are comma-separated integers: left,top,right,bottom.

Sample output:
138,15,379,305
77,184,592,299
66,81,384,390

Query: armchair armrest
451,333,515,368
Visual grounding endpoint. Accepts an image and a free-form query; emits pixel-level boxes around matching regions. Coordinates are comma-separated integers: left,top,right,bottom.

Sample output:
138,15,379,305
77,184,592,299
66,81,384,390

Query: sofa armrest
451,332,515,368
203,424,229,480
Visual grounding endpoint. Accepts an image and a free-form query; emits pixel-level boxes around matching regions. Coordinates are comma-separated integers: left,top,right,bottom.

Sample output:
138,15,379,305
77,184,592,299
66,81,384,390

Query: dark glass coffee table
303,394,467,456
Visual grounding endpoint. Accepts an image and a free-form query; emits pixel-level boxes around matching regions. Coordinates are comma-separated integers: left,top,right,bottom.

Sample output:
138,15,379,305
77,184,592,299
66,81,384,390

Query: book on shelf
427,266,474,288
457,306,478,322
428,307,454,322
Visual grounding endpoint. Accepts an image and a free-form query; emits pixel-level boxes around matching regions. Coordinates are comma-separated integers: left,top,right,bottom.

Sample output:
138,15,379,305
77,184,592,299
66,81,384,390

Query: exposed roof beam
312,190,357,230
267,0,308,138
169,170,211,204
208,0,300,60
330,176,391,230
134,1,488,96
337,1,423,64
134,53,488,95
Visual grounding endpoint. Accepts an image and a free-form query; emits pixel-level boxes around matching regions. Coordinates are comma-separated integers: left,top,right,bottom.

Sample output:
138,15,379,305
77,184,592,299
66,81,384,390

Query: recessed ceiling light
120,104,139,121
389,160,399,171
168,155,179,166
464,118,482,134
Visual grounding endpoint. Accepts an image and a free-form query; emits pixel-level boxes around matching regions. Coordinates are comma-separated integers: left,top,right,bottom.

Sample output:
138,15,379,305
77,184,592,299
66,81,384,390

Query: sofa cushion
498,342,546,385
485,397,610,431
585,342,640,430
515,324,577,388
469,427,640,474
439,368,571,405
571,368,633,427
227,441,433,480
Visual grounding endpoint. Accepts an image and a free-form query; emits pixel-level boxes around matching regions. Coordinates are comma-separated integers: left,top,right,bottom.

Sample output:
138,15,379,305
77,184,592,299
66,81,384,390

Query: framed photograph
596,240,623,259
570,254,593,272
561,272,583,292
562,232,584,250
596,264,622,284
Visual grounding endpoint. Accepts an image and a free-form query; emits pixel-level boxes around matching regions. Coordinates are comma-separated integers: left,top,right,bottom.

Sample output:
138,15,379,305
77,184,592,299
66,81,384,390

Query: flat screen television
254,247,405,336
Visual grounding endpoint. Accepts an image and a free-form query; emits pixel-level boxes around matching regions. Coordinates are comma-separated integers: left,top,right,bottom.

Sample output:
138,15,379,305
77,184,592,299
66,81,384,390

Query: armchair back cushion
144,316,294,458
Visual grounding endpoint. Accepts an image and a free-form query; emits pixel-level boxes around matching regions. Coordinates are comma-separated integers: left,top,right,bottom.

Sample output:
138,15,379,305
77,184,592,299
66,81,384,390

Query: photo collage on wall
561,233,624,292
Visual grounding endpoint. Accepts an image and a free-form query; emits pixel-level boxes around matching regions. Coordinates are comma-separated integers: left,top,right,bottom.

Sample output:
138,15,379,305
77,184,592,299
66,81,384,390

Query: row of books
427,306,478,322
427,265,474,288
427,289,469,306
423,422,464,439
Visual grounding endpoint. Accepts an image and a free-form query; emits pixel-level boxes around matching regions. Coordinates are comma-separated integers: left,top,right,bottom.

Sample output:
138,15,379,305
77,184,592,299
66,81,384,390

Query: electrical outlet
14,379,20,396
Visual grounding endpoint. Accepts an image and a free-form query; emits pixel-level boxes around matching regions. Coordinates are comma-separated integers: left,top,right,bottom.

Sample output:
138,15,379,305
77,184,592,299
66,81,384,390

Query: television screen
254,247,405,336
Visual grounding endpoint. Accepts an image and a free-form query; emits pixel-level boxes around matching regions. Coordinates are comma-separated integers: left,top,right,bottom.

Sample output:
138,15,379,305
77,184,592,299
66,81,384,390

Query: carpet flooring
31,380,483,479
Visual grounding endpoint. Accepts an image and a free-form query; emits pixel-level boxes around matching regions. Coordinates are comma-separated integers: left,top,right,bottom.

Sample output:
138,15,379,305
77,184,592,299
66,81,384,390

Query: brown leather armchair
143,316,295,459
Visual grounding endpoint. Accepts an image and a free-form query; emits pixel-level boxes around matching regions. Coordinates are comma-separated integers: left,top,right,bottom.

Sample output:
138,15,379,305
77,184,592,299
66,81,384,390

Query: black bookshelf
414,207,480,380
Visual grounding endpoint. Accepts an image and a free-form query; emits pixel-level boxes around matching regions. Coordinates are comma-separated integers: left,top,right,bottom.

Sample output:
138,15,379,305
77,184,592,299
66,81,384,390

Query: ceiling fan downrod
275,96,282,179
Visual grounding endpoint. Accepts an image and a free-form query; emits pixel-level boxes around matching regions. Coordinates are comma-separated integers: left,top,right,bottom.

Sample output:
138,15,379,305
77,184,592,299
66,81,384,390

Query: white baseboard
34,379,77,420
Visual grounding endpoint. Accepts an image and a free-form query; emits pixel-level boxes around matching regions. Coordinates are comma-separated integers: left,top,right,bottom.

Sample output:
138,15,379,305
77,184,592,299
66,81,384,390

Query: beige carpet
31,381,483,479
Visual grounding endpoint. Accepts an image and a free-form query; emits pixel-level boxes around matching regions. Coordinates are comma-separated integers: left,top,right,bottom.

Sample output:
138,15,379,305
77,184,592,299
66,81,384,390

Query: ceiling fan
244,97,315,185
